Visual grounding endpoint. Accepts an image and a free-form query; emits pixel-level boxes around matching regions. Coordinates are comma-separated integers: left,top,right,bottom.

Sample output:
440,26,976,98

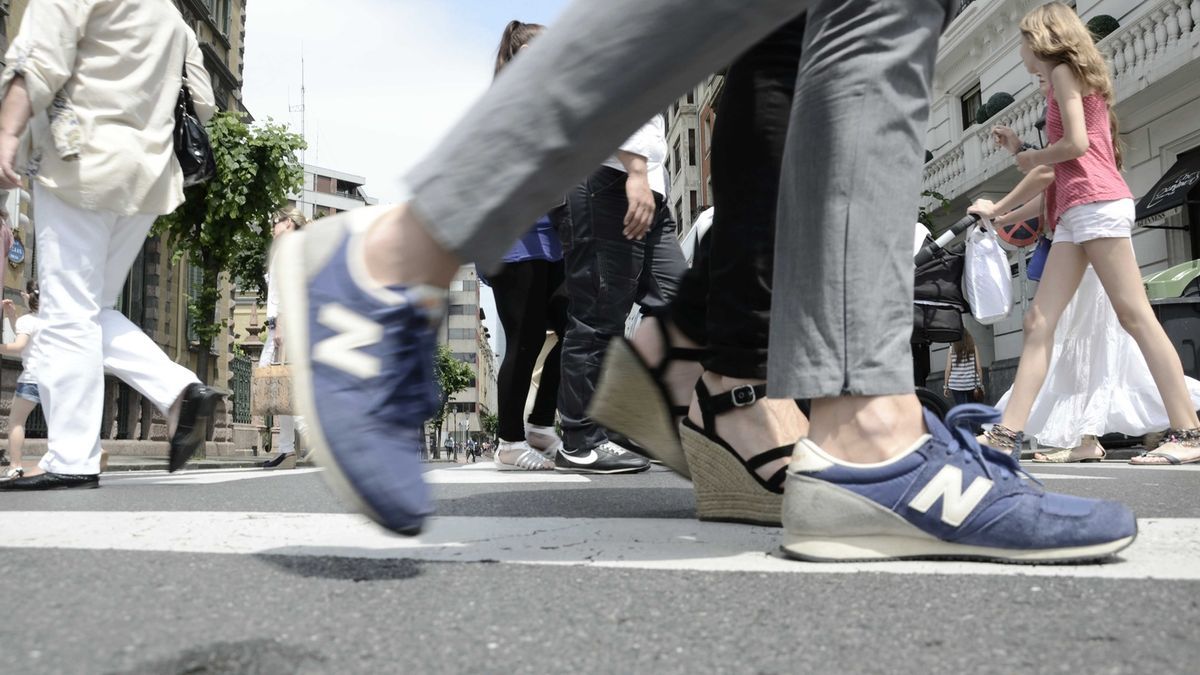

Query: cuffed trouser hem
768,364,916,401
765,0,953,401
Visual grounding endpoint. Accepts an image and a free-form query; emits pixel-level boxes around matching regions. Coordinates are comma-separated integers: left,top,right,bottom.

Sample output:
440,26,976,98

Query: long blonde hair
1020,2,1123,168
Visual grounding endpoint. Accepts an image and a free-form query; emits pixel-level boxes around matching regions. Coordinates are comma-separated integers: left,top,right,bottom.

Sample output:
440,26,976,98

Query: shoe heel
680,424,781,526
589,339,689,478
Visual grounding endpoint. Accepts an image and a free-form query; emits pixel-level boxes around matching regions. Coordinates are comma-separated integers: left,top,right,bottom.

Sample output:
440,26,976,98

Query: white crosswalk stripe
3,508,1198,580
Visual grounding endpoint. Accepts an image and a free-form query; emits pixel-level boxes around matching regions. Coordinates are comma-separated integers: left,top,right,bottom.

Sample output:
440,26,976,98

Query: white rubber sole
780,533,1137,564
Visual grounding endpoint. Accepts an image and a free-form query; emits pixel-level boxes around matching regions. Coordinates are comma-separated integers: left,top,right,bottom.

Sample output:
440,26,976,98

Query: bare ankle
808,395,925,464
363,205,460,289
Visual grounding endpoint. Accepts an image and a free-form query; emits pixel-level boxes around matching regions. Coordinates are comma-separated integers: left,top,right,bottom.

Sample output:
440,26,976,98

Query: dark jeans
489,259,568,441
951,389,975,406
668,16,804,380
557,166,687,451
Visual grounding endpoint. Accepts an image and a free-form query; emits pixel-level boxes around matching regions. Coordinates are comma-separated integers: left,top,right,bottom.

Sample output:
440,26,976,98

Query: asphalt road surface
2,461,1199,674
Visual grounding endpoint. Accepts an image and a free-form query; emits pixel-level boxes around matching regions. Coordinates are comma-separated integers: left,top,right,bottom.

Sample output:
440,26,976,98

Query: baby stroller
912,214,982,419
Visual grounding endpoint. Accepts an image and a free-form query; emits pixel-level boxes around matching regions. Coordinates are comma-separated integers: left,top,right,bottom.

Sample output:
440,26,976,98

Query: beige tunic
1,0,217,216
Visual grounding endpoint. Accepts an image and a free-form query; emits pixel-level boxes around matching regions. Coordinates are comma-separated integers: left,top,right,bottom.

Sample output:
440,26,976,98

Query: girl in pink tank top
968,2,1200,464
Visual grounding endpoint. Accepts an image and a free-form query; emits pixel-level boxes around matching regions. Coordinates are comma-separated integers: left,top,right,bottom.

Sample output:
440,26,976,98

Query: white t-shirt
601,115,669,196
13,313,41,383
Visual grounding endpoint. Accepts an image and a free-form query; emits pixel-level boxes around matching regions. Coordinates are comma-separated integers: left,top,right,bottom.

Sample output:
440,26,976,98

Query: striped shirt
948,350,979,391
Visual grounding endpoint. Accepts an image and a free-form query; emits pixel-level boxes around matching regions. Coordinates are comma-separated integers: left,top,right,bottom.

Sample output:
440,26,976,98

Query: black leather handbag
174,61,215,187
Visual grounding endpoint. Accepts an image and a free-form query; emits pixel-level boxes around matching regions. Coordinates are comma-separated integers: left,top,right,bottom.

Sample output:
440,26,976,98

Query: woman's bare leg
1000,242,1089,432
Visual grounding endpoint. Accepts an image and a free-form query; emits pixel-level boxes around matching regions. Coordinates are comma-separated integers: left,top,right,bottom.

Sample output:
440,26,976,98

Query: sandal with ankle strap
588,317,705,479
678,380,794,526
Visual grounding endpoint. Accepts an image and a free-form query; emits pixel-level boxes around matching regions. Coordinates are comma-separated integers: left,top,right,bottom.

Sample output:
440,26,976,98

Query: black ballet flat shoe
169,384,223,473
0,472,100,491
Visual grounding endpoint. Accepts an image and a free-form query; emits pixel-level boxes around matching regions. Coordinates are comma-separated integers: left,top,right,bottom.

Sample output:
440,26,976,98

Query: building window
961,84,982,131
460,280,478,292
449,304,478,316
673,140,682,174
453,352,478,364
186,262,205,344
448,328,476,340
687,129,696,166
675,198,683,223
447,401,475,413
686,90,695,105
689,191,698,218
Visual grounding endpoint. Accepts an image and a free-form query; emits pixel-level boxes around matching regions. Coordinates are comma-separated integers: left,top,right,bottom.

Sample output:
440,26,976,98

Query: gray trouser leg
766,0,955,400
405,0,809,271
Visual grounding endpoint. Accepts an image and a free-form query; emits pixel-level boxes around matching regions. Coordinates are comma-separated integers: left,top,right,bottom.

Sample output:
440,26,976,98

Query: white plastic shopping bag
963,220,1013,325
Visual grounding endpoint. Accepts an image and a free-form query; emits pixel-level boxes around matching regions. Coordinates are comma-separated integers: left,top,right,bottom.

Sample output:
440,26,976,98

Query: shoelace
944,404,1042,488
373,302,442,421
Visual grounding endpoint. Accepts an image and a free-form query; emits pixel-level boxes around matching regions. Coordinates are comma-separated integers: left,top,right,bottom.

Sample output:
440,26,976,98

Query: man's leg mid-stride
768,0,1135,562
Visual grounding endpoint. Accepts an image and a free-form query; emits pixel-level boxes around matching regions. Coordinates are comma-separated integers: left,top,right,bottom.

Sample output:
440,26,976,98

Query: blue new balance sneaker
782,404,1136,563
274,206,445,535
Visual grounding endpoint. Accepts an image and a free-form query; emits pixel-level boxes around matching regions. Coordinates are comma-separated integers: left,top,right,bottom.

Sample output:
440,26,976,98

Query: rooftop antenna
288,48,307,206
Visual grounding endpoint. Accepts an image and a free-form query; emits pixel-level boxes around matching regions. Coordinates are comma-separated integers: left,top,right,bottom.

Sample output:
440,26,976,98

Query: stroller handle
914,213,981,268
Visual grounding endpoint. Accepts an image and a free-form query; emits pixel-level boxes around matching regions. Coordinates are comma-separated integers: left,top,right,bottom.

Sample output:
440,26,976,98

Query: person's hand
1,299,14,315
991,125,1021,155
1015,148,1041,174
622,172,655,241
0,131,22,190
967,198,997,220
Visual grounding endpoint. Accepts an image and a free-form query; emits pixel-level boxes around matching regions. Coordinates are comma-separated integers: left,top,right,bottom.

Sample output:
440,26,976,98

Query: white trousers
259,326,306,453
33,185,198,475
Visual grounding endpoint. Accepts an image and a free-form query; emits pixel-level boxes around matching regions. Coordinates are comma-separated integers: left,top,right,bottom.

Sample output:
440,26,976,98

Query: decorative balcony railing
923,0,1199,205
1105,0,1199,94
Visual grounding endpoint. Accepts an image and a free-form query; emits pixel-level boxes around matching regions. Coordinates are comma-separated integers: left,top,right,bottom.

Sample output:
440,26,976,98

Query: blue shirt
501,215,562,265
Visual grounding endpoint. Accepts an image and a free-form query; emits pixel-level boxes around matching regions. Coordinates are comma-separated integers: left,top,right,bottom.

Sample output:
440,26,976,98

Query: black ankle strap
648,316,706,379
694,379,769,431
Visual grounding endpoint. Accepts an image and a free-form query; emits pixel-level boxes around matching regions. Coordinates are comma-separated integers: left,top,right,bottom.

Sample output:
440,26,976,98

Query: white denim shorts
1053,198,1134,244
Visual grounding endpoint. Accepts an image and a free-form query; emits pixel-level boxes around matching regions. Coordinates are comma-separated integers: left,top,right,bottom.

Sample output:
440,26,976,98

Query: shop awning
1136,152,1200,224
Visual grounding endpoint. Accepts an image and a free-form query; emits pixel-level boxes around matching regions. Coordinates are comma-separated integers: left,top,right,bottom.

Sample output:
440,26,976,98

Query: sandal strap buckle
731,385,758,408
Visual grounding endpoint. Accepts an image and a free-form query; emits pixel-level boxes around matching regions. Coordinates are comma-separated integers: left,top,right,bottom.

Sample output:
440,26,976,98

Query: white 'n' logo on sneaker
312,304,383,379
908,466,993,527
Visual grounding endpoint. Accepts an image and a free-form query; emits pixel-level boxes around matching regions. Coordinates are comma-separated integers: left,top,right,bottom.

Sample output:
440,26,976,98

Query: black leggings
668,15,804,380
489,260,568,441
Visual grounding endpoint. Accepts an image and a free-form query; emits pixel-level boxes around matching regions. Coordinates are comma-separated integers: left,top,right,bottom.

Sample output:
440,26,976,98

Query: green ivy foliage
153,113,305,379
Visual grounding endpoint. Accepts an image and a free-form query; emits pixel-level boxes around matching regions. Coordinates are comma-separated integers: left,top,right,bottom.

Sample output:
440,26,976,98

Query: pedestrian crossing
4,465,1200,580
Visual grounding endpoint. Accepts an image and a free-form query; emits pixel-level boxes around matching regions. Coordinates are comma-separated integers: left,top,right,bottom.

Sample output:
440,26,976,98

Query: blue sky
243,1,571,204
243,2,572,354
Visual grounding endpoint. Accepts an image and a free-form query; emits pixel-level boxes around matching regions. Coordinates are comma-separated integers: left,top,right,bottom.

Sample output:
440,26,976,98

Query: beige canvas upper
1,0,216,216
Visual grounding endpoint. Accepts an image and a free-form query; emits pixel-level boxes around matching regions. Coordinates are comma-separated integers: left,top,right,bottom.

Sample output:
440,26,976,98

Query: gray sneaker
555,442,650,474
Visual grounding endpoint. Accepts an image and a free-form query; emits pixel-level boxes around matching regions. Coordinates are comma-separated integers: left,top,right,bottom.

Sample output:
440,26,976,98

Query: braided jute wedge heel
679,381,793,527
588,318,705,479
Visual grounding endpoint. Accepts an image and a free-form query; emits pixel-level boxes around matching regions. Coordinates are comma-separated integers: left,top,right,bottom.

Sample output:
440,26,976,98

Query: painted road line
425,463,591,484
1027,473,1114,481
99,464,589,486
1,512,1196,580
101,468,325,486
